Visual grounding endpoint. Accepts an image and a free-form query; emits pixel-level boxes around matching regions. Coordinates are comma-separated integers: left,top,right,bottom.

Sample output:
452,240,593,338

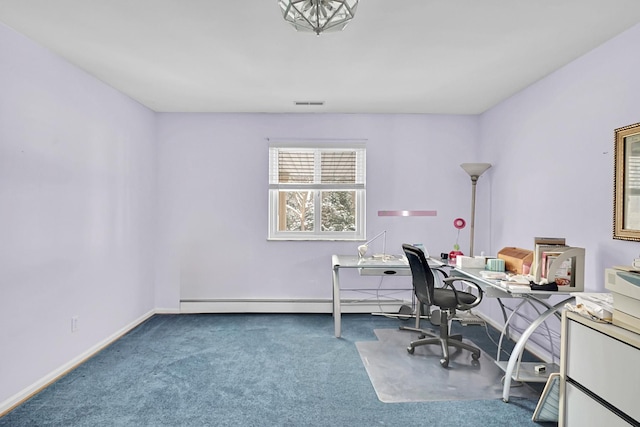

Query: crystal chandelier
278,0,359,35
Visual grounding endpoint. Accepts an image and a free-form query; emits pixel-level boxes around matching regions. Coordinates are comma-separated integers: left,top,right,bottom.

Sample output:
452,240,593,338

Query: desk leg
332,266,341,338
496,298,510,338
496,299,528,361
501,299,571,402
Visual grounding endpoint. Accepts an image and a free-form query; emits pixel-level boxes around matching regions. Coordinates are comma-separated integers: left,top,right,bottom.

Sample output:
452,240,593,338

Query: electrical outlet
71,316,79,333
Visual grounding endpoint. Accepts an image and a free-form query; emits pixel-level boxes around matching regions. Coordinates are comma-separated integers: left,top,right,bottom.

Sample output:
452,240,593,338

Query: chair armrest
431,267,449,288
442,277,484,309
432,267,449,278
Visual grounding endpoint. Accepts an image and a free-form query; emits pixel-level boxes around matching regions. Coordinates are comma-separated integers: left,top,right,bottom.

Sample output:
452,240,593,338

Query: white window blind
268,142,366,240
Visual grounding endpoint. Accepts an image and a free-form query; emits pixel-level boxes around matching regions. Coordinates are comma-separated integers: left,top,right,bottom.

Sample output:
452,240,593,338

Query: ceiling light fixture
278,0,359,36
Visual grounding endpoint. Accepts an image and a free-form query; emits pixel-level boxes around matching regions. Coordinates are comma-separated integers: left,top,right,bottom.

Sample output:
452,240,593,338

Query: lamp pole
460,163,492,257
469,174,479,257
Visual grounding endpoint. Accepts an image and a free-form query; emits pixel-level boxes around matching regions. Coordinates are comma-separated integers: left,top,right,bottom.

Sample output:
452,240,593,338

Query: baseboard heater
179,299,410,314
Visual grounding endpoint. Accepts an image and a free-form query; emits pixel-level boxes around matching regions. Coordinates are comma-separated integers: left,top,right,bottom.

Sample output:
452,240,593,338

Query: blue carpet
0,314,550,426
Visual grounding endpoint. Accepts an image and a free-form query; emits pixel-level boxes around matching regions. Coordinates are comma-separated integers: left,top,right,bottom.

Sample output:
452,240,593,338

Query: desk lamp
460,163,492,257
357,230,386,258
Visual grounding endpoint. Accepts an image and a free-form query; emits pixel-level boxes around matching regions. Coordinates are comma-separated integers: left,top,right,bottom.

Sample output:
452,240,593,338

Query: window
268,142,366,240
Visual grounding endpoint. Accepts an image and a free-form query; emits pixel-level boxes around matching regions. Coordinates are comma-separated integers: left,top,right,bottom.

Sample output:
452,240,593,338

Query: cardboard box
498,247,533,274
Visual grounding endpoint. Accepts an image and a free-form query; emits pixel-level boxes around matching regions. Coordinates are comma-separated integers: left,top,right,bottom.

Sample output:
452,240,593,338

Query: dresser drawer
565,383,631,426
566,320,640,422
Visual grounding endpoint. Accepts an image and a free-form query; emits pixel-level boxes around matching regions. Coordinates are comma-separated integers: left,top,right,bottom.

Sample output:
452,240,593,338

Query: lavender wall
480,22,640,289
4,14,640,411
0,24,157,406
155,113,481,307
475,23,640,353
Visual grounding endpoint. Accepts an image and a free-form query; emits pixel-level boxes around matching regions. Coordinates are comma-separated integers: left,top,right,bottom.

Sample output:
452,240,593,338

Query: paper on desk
502,275,531,284
568,292,613,321
479,270,507,280
498,274,532,291
502,283,532,291
613,265,640,273
359,254,406,263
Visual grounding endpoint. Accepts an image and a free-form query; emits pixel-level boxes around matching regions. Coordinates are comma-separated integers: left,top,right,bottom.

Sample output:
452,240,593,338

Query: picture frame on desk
542,252,574,287
533,243,568,282
545,247,585,291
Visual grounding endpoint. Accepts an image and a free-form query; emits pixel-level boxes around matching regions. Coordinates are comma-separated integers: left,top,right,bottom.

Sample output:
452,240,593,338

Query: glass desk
331,254,411,337
331,254,576,403
449,266,576,402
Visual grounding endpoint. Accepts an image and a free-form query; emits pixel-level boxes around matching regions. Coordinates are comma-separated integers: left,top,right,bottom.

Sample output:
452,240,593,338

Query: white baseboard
179,299,410,314
0,309,156,416
154,307,181,314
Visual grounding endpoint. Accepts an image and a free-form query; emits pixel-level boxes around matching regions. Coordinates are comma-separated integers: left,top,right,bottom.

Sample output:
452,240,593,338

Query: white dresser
560,310,640,426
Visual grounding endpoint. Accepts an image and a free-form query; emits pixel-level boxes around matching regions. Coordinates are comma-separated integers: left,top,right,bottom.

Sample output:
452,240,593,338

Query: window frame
268,141,366,241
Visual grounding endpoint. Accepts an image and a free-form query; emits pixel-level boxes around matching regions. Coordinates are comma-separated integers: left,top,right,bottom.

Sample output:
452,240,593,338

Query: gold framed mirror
614,122,640,241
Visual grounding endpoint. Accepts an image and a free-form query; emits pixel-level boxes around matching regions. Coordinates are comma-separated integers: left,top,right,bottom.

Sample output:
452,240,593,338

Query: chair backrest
402,243,435,306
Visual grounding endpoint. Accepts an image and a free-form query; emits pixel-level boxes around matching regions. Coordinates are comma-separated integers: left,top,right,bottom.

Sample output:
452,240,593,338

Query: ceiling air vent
294,101,325,106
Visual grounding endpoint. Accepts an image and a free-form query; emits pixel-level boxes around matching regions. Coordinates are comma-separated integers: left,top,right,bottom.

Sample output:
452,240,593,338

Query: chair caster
472,352,480,361
407,346,415,354
440,358,449,368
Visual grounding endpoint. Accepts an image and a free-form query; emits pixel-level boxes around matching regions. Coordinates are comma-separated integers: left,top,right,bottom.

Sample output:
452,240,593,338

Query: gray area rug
356,328,540,403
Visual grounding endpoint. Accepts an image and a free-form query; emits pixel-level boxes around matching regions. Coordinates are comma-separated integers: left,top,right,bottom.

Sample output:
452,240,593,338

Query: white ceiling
2,0,640,114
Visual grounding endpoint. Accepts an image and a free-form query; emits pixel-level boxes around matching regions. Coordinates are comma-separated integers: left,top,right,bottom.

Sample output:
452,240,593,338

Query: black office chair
402,243,484,368
398,265,450,337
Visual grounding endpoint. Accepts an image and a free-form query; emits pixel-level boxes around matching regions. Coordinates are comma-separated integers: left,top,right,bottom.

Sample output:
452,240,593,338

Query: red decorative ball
453,218,466,229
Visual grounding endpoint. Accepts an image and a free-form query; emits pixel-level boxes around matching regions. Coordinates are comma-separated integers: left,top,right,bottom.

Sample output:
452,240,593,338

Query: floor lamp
460,163,492,257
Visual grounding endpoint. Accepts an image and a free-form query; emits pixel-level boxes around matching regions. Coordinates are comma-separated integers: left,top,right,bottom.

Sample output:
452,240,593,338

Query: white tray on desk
357,255,411,276
495,361,559,383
